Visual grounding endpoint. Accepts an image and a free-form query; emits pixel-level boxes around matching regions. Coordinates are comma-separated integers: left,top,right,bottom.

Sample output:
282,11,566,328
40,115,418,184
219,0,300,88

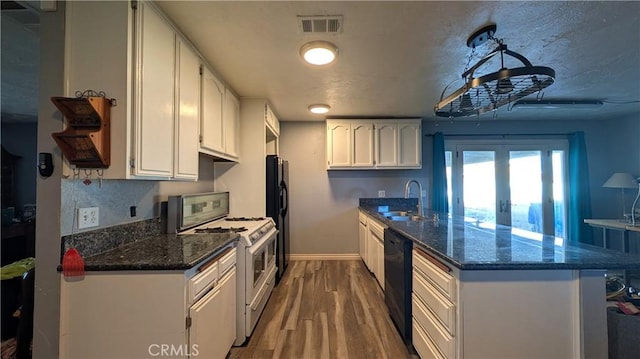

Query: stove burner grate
225,217,267,221
194,226,248,234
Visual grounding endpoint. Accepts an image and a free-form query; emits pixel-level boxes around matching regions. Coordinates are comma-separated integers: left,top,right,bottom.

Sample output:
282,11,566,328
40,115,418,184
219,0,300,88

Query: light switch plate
78,207,99,229
378,190,386,198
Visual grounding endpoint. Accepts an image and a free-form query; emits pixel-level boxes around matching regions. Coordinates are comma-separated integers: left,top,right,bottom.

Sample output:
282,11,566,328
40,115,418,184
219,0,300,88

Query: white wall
279,121,428,256
33,4,65,357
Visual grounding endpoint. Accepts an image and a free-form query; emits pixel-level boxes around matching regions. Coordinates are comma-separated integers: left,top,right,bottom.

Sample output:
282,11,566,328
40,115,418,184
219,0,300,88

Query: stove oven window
253,247,266,286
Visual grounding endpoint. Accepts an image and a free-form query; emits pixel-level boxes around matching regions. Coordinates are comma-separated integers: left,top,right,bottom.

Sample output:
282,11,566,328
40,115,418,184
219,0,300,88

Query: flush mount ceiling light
434,24,555,118
308,104,331,114
300,41,338,65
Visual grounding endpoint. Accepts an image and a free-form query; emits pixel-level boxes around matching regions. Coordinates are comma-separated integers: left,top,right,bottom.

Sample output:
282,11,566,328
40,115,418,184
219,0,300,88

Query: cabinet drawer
413,317,445,359
413,270,456,335
359,211,368,225
190,260,219,301
218,247,237,275
413,249,456,301
413,294,455,359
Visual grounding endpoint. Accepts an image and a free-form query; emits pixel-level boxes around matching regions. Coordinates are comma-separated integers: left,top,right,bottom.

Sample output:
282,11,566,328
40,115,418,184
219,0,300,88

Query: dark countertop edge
359,206,640,271
57,236,238,272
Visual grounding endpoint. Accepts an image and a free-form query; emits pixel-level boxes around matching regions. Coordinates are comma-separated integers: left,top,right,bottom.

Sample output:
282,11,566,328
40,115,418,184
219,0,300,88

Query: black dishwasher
384,228,413,345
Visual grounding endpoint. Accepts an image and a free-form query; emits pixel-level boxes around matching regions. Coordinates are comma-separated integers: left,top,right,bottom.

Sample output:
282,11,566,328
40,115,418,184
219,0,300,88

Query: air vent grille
299,15,343,33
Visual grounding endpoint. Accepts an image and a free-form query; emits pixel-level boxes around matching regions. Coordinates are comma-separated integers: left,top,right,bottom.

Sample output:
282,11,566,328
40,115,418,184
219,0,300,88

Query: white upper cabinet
398,121,422,167
375,122,398,167
174,37,200,180
352,122,375,168
223,89,240,160
327,119,422,170
133,2,175,177
265,105,280,137
64,1,203,180
200,66,240,161
326,121,352,168
200,66,225,154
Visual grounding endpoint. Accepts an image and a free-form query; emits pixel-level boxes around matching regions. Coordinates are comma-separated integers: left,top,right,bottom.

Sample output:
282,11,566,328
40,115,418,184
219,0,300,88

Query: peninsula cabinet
64,1,202,179
411,247,606,359
326,119,421,169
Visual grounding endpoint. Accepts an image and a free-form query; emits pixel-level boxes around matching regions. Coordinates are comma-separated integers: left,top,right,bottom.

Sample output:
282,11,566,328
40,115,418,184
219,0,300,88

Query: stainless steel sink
387,215,426,221
381,211,409,217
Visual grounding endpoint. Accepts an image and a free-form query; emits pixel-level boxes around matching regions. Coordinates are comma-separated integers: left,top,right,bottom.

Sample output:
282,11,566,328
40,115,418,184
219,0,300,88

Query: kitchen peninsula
359,201,640,359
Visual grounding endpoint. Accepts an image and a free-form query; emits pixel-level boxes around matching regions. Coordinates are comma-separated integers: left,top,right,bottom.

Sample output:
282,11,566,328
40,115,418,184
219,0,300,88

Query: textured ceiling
2,1,639,124
157,0,640,122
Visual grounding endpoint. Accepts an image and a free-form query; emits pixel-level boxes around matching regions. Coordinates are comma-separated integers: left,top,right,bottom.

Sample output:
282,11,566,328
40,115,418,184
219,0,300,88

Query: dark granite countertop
79,233,239,271
360,206,640,270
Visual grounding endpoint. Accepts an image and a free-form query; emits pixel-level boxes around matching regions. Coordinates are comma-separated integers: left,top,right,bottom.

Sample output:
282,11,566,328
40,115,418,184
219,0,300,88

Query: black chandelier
434,24,555,118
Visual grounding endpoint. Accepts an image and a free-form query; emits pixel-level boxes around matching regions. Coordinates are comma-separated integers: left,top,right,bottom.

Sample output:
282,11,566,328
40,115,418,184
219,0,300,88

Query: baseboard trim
289,254,361,261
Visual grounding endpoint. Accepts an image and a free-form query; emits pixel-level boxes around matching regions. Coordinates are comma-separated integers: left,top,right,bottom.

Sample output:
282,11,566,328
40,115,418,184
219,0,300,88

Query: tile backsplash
61,179,158,236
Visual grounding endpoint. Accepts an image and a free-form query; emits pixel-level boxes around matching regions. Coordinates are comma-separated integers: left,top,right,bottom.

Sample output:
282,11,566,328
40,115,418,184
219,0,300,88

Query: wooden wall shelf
51,96,111,168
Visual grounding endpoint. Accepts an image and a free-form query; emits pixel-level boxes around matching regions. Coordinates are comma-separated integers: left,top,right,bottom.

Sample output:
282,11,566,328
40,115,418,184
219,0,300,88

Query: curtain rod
425,133,574,137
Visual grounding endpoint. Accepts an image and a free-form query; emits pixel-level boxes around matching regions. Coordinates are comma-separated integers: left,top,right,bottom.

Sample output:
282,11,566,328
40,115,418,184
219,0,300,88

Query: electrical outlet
378,190,386,198
78,207,99,229
421,190,427,197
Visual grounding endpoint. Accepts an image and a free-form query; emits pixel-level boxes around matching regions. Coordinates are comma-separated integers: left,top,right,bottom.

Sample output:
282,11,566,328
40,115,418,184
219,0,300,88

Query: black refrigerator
266,155,289,284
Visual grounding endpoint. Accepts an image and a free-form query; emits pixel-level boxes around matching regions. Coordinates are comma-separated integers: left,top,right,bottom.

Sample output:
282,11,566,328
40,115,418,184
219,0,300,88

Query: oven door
247,229,277,298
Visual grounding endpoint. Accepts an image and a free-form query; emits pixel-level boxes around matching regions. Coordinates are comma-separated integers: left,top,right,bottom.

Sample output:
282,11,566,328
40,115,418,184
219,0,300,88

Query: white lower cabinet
189,268,236,358
364,215,386,290
411,247,599,359
358,211,368,266
59,248,237,358
412,248,457,359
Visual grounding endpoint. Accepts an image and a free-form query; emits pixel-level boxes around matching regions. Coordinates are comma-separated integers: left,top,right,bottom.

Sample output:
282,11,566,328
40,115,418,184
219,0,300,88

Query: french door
447,140,568,241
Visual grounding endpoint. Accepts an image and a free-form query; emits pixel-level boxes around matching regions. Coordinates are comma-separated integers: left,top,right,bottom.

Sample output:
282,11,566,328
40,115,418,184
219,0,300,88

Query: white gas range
168,192,277,346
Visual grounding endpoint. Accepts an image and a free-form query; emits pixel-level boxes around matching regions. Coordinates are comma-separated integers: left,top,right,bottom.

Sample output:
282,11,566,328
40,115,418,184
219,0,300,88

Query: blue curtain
568,131,594,244
432,132,449,214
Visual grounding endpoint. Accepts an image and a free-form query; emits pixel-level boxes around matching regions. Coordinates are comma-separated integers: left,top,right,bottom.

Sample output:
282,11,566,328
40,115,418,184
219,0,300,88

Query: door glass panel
552,151,566,244
462,151,496,228
445,151,452,217
509,151,542,237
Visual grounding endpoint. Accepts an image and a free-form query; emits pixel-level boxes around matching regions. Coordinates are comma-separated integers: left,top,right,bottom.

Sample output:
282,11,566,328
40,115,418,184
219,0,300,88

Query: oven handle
248,265,276,310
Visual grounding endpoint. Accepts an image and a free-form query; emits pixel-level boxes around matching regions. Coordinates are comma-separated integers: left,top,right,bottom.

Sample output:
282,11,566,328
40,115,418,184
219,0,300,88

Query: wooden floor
229,260,414,359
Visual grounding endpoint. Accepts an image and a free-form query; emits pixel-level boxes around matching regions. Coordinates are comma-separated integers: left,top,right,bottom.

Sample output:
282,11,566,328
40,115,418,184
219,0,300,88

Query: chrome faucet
404,179,423,216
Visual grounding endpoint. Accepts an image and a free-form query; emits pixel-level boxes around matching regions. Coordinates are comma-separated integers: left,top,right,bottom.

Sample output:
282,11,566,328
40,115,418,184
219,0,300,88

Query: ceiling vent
298,15,343,34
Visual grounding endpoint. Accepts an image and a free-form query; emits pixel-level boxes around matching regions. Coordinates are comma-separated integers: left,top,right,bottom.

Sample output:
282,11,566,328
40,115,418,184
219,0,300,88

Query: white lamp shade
602,172,637,189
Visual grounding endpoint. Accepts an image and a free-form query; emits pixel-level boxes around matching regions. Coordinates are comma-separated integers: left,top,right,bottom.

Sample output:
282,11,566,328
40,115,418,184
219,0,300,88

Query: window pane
445,151,452,216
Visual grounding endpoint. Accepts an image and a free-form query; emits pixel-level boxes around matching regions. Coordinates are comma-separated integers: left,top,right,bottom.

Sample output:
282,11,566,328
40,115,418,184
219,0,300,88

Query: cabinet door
358,221,367,263
377,238,385,290
326,121,351,168
174,38,200,180
189,268,236,359
223,89,240,159
265,105,280,137
398,121,422,167
201,66,225,153
352,121,374,167
375,122,398,167
133,2,175,177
